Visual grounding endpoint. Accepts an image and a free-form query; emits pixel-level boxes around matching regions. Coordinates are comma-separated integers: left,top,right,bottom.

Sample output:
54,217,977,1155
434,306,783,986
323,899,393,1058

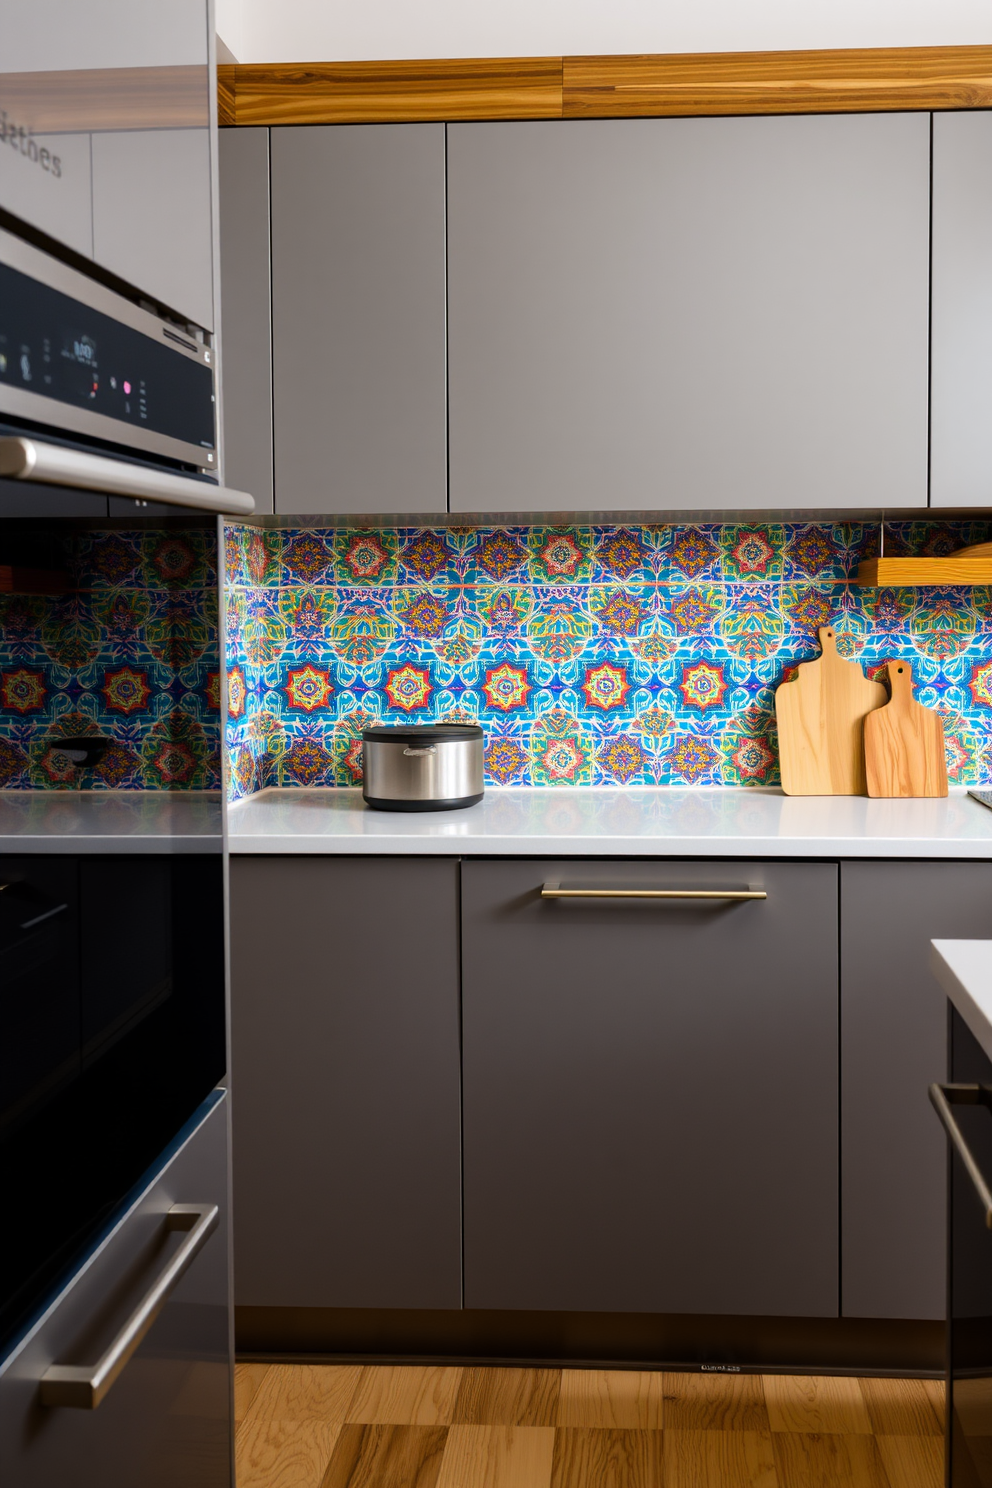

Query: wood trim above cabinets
217,45,992,126
562,46,992,118
219,57,563,126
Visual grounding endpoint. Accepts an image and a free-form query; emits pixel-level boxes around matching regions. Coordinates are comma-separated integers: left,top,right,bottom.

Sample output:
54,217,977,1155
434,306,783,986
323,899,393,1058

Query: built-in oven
0,853,226,1362
931,1011,992,1486
0,224,252,516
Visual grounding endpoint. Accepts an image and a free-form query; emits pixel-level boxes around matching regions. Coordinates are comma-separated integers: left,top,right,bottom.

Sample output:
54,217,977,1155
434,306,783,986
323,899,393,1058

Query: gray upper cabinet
270,124,447,514
930,112,992,508
229,856,462,1310
840,861,992,1321
1,0,215,331
447,114,931,513
460,858,840,1317
219,128,273,510
91,126,215,332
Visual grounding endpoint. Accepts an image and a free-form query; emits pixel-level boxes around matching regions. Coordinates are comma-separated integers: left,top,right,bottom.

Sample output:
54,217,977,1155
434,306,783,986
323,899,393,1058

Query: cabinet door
218,128,274,512
229,856,462,1308
461,858,839,1316
0,1092,231,1488
448,115,930,512
930,112,992,507
840,862,992,1321
270,124,447,514
1,0,214,328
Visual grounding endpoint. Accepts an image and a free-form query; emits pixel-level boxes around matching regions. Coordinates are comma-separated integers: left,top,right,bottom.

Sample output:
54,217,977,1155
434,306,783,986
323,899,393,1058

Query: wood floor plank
551,1427,664,1488
345,1365,463,1425
453,1368,561,1427
763,1375,873,1435
771,1431,889,1488
245,1363,365,1427
859,1378,944,1436
236,1416,343,1488
557,1370,664,1429
875,1433,944,1488
664,1428,779,1488
436,1424,556,1488
662,1371,770,1430
921,1379,946,1431
235,1363,271,1429
320,1423,448,1488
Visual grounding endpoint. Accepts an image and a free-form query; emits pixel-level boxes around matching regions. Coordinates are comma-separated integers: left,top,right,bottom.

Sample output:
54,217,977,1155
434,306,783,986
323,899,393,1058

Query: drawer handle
403,745,436,757
39,1202,219,1409
541,882,766,901
930,1083,992,1227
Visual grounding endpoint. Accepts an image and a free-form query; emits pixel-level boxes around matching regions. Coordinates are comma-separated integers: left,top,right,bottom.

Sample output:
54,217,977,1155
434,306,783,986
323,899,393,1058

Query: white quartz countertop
227,786,992,857
0,791,222,853
932,940,992,1064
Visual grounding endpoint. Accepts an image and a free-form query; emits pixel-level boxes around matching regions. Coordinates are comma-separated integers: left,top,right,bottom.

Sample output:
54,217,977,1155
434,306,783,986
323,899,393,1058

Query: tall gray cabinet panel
840,862,992,1320
270,125,447,514
447,115,930,513
930,112,992,508
218,128,274,511
229,856,462,1309
461,858,839,1316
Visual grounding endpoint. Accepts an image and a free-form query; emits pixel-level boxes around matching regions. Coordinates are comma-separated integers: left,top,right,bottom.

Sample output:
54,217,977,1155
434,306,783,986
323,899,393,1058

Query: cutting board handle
886,658,914,702
817,625,838,654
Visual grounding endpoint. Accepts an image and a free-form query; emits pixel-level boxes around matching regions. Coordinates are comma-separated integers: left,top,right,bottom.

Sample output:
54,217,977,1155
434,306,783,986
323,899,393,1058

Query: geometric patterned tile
0,528,220,790
224,521,992,801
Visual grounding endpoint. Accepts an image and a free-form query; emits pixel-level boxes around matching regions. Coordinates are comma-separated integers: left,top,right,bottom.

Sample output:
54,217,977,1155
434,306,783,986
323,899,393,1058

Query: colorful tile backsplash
223,520,992,803
0,528,220,790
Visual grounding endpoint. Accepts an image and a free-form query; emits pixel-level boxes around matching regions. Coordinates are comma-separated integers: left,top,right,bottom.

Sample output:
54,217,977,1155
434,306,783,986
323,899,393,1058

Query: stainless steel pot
361,725,484,811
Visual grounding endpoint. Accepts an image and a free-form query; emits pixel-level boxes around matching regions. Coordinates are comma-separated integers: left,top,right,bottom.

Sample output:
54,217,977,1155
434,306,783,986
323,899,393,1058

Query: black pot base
363,793,484,813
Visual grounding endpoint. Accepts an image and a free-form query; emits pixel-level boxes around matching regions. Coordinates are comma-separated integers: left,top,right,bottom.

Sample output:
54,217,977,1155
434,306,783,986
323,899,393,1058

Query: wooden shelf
218,44,992,127
854,556,992,587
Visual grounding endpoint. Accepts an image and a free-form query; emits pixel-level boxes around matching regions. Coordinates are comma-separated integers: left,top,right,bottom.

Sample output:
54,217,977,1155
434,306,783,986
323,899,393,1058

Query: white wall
215,0,244,63
222,0,991,66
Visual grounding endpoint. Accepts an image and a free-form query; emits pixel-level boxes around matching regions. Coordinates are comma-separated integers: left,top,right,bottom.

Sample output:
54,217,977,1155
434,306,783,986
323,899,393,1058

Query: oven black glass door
0,853,224,1360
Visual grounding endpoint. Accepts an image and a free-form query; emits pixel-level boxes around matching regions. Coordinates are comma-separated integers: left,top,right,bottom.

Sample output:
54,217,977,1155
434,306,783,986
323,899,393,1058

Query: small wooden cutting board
775,626,886,795
864,658,948,798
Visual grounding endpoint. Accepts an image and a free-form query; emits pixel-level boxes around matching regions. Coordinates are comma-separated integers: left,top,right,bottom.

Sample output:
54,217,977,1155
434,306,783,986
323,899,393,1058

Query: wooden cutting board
864,658,948,798
775,626,886,795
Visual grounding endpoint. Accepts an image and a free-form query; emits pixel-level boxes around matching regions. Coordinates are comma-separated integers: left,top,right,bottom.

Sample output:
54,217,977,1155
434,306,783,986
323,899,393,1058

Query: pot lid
362,724,483,742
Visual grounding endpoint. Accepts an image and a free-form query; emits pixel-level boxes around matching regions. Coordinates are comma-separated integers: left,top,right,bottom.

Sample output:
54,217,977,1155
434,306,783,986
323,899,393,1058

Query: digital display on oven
0,262,215,451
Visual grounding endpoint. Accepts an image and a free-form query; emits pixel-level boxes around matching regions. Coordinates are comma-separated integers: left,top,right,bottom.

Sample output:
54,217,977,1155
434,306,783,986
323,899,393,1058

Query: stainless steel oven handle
929,1083,992,1228
39,1203,219,1409
541,882,766,901
0,437,254,516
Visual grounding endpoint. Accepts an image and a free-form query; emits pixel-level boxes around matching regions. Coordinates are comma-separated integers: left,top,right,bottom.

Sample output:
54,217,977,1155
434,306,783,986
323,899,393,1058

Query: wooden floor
235,1363,945,1487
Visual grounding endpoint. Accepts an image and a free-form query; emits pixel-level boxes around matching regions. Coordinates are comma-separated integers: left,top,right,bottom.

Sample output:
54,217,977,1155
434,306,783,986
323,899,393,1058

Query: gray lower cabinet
930,111,992,507
0,1092,231,1488
229,857,462,1309
269,124,447,514
840,862,992,1321
447,114,930,512
460,858,840,1316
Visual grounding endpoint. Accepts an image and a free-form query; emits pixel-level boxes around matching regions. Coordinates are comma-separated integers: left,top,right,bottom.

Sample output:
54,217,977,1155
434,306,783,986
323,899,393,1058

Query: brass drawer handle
541,882,766,901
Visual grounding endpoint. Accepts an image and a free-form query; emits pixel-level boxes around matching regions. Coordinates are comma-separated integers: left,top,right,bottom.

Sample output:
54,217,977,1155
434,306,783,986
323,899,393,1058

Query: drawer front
461,859,839,1317
0,1093,231,1488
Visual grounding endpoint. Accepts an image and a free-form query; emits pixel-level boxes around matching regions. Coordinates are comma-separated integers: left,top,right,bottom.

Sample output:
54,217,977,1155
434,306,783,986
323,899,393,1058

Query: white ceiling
216,0,991,66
